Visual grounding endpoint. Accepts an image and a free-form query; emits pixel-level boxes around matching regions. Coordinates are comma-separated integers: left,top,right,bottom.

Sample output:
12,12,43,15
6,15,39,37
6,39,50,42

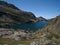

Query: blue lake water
11,21,47,31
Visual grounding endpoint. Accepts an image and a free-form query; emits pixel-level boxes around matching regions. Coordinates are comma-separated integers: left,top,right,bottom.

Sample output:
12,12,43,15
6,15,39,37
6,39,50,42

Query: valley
0,1,60,45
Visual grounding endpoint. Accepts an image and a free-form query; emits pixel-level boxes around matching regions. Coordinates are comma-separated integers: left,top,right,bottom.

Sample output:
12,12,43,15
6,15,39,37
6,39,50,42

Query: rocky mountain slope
34,15,60,45
43,15,60,34
0,1,36,28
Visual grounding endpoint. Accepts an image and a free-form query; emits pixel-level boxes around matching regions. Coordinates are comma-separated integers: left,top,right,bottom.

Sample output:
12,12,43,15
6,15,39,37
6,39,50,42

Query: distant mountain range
37,16,48,21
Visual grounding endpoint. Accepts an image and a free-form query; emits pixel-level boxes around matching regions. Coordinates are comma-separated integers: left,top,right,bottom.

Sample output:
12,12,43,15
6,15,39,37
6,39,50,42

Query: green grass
0,38,34,45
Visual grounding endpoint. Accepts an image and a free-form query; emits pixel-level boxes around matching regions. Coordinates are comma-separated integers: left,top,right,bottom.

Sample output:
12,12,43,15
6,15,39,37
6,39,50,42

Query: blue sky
2,0,60,19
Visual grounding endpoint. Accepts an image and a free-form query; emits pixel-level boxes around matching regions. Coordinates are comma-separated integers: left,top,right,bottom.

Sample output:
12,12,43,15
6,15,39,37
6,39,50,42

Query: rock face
0,1,36,28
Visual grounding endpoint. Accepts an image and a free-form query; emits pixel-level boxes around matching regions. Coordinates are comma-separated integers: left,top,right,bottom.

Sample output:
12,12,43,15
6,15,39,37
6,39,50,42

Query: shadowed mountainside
0,1,36,28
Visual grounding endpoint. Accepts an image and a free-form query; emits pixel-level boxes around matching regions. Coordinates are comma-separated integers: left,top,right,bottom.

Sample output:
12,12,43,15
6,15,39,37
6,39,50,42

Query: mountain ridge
0,1,37,28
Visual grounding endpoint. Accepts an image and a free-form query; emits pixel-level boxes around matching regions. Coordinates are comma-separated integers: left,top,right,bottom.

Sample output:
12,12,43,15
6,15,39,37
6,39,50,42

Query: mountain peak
0,1,20,10
37,16,47,21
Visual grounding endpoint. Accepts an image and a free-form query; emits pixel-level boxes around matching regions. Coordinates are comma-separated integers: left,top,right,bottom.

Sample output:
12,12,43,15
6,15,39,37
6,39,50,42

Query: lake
11,21,48,31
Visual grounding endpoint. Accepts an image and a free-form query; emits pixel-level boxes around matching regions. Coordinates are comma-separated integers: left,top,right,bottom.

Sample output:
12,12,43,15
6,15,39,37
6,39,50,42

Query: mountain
0,1,60,45
44,15,60,34
37,16,48,22
37,15,60,34
0,15,60,45
0,1,36,28
34,15,60,45
0,1,20,10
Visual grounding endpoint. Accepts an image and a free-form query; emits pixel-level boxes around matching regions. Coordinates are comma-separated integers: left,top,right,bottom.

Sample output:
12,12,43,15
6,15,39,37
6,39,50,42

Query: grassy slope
35,15,60,44
0,38,34,45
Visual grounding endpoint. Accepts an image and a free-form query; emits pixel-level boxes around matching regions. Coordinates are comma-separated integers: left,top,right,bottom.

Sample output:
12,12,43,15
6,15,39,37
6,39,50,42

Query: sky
1,0,60,19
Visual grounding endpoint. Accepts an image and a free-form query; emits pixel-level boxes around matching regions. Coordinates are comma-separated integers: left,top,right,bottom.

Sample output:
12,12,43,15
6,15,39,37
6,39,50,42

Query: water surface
12,21,48,31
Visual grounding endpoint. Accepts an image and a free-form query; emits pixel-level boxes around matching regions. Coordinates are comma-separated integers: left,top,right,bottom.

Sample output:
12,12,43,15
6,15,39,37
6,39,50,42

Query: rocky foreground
0,28,35,41
0,30,60,45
